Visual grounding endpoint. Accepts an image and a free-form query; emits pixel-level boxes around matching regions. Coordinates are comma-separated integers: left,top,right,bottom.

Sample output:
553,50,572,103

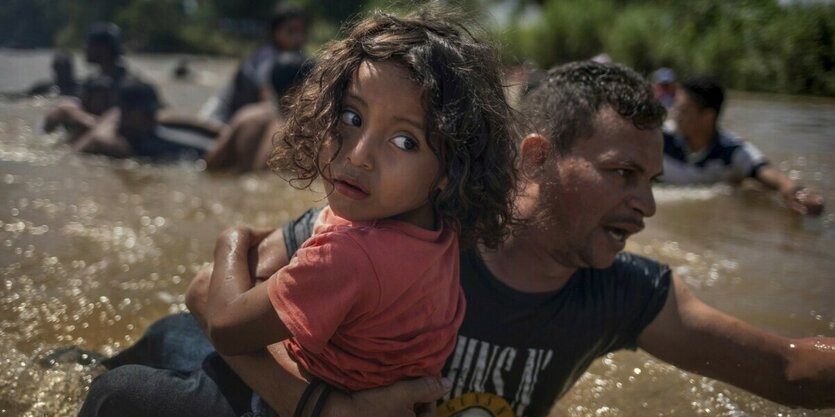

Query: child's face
320,60,443,230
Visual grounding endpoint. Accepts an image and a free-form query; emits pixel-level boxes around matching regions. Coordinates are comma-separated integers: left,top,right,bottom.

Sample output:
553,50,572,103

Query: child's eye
391,135,418,152
340,110,361,127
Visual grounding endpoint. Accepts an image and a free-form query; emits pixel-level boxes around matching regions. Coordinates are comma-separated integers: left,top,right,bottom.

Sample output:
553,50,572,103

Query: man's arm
71,109,133,157
638,275,835,408
43,99,99,138
753,165,824,216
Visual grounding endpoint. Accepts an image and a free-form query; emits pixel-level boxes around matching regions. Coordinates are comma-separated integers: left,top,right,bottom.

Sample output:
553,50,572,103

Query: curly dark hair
269,5,517,249
521,61,666,154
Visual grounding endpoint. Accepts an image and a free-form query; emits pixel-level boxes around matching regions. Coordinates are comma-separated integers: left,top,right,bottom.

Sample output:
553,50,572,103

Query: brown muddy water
1,50,833,417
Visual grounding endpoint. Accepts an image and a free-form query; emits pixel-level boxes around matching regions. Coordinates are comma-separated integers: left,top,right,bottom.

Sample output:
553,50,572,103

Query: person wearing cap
72,81,216,160
662,76,824,216
200,4,310,124
204,52,311,172
652,67,677,109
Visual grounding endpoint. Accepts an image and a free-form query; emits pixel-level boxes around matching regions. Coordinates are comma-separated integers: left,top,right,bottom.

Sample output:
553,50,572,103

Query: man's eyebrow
618,159,645,174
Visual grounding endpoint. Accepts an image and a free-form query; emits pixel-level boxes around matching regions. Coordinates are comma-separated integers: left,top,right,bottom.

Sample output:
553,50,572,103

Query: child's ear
520,133,552,178
437,176,449,192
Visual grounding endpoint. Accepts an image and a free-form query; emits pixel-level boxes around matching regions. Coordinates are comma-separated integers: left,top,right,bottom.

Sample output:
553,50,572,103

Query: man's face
273,17,307,51
536,108,663,269
672,91,710,138
85,41,111,65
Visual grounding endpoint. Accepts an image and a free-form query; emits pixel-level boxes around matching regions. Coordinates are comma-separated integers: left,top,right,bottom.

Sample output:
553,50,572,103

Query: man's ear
520,133,552,178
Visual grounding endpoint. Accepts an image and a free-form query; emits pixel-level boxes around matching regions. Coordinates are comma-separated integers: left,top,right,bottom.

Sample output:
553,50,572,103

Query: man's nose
629,182,656,218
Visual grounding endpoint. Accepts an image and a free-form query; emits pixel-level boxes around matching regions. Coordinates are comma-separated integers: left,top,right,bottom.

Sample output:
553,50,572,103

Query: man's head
269,4,309,52
673,76,724,139
518,61,665,269
651,67,677,109
117,81,159,141
85,22,123,66
80,76,115,115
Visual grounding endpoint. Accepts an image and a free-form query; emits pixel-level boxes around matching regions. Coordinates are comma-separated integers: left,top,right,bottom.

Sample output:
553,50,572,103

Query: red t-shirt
267,207,465,391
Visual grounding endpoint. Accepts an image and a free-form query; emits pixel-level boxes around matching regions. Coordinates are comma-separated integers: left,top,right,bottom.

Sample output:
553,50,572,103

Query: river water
0,50,833,417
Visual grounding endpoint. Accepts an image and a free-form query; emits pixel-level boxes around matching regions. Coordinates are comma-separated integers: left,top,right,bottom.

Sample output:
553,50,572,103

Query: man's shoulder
714,129,746,148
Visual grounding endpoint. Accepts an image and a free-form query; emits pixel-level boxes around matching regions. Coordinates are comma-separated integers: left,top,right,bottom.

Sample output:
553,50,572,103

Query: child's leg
79,355,254,417
102,313,214,372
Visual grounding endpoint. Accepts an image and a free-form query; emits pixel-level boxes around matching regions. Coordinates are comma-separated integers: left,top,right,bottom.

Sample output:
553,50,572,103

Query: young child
202,5,517,390
78,7,517,417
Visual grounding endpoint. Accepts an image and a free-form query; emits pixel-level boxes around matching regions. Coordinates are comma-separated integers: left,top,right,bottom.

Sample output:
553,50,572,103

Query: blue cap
652,67,676,84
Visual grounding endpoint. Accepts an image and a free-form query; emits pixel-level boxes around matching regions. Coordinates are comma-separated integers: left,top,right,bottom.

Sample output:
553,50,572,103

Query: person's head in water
269,4,309,52
81,76,115,116
85,22,123,67
116,81,160,141
673,75,724,140
270,6,518,249
269,52,312,111
518,61,665,268
51,52,76,92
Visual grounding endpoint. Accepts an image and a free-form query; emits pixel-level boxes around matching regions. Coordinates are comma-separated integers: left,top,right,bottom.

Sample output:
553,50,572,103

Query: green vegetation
1,0,833,96
498,0,835,96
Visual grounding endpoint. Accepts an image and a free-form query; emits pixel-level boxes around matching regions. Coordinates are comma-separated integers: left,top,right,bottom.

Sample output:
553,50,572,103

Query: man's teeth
607,228,625,241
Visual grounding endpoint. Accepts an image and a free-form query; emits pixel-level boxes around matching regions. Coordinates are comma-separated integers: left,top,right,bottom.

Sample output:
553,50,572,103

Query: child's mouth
333,179,370,200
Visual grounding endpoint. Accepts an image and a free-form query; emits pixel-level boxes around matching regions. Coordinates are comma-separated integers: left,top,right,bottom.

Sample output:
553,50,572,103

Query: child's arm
205,227,293,355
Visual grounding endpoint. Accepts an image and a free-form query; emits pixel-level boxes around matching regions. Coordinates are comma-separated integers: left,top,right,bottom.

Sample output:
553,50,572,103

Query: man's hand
783,187,825,217
323,377,451,417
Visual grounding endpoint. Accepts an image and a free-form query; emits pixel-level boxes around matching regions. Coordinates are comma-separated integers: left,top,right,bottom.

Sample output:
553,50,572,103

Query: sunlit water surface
1,50,833,417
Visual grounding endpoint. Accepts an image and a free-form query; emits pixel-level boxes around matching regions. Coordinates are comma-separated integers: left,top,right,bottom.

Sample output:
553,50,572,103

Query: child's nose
346,134,374,170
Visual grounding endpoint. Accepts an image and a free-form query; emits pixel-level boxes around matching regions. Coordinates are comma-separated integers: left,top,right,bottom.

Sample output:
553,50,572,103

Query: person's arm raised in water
638,275,835,409
753,165,824,217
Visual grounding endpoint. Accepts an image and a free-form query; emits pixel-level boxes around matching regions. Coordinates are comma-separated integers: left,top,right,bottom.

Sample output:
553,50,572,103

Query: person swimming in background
72,81,217,160
41,22,142,141
204,52,312,173
661,75,825,216
652,67,677,110
16,52,80,98
78,6,519,416
200,4,310,124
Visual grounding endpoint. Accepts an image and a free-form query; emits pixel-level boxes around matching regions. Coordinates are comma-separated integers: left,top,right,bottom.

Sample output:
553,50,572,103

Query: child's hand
251,228,290,281
185,264,212,331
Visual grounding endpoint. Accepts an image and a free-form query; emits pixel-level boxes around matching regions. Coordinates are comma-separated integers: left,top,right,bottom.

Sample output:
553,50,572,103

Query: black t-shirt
282,209,672,417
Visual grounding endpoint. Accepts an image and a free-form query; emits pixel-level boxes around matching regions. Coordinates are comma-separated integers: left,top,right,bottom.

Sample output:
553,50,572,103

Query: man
200,4,310,123
651,67,678,110
43,23,136,138
204,52,312,173
78,62,835,416
73,81,217,160
662,76,824,216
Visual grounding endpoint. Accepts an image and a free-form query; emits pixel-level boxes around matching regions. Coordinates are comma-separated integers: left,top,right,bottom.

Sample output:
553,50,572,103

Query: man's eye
340,110,361,127
616,169,632,178
391,135,418,151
